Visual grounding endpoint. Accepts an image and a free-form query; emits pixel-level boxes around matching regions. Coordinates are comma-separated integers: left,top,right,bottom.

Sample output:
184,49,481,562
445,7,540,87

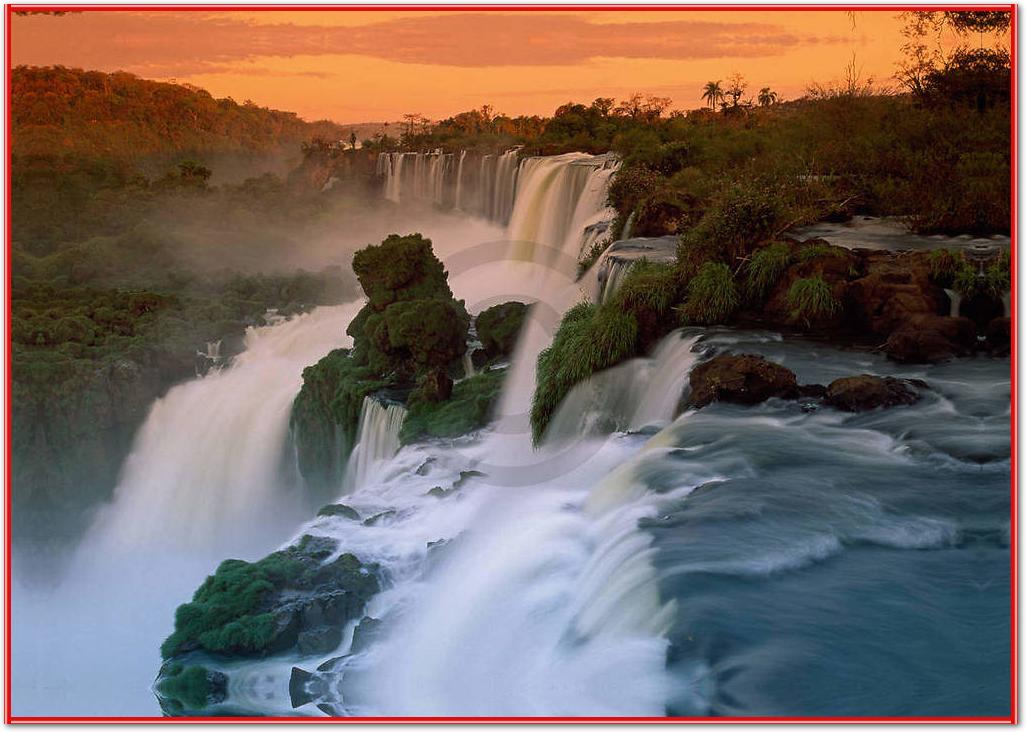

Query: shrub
683,179,783,261
679,262,739,325
787,276,840,327
745,242,793,301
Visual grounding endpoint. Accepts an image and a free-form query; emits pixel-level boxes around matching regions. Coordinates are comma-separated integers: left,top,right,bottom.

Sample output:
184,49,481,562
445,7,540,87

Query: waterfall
490,148,521,224
542,331,702,444
85,303,365,555
453,150,466,211
598,259,634,304
342,397,408,493
506,153,618,268
462,349,477,379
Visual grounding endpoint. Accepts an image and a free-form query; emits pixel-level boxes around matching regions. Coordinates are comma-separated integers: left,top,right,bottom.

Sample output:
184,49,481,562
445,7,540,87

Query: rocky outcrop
161,534,379,662
824,375,922,412
474,301,528,364
684,354,800,408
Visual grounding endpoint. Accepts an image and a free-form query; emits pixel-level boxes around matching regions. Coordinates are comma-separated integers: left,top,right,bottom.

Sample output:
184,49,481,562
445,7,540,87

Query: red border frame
2,3,1017,724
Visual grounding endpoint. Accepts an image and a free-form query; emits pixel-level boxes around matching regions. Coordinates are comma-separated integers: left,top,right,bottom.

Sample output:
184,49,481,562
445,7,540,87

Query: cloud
12,10,844,76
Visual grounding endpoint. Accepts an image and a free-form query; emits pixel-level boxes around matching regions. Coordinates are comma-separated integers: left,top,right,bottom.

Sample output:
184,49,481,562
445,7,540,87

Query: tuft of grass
679,262,739,325
928,248,962,288
611,261,680,316
786,276,840,327
796,242,844,263
744,242,793,301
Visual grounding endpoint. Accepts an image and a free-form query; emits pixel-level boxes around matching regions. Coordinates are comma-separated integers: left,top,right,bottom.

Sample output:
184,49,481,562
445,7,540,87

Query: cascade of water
491,148,521,225
598,259,634,304
86,303,364,555
342,397,408,493
506,153,618,268
542,331,703,444
453,150,466,211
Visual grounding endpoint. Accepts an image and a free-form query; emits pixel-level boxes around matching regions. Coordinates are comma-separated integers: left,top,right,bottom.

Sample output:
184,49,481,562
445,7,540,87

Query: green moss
679,262,739,325
745,242,793,301
161,536,378,660
787,276,840,327
400,368,506,444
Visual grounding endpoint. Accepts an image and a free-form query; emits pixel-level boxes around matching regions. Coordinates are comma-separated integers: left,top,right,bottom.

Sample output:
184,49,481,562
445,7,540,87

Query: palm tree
758,87,779,106
701,81,723,110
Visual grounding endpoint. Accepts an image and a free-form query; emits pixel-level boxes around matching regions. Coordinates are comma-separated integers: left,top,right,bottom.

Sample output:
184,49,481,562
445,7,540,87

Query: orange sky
8,8,1009,123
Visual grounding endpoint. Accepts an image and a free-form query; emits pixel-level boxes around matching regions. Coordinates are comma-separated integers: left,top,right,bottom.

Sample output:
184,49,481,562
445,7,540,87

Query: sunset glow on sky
8,8,1003,123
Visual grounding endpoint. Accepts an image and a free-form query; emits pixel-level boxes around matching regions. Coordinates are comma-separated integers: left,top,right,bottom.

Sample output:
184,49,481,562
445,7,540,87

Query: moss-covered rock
291,234,473,486
401,368,505,444
289,349,388,497
161,534,379,661
475,302,528,362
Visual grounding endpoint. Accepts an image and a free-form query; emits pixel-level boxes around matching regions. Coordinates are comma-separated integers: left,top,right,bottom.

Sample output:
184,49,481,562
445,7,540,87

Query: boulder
297,626,343,656
685,354,799,408
824,375,922,412
316,503,360,521
884,315,976,364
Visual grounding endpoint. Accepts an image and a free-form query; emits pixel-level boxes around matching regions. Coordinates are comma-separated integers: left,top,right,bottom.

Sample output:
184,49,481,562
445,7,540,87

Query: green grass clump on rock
679,262,739,325
787,276,840,327
744,242,793,301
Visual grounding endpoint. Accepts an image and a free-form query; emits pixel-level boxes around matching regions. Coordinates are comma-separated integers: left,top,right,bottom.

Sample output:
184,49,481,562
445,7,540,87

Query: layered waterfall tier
377,148,521,224
377,150,618,266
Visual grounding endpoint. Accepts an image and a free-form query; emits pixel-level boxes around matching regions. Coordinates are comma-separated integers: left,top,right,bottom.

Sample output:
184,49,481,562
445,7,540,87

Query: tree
590,97,615,117
757,87,779,106
896,10,1011,96
701,81,723,110
725,73,747,108
614,93,671,121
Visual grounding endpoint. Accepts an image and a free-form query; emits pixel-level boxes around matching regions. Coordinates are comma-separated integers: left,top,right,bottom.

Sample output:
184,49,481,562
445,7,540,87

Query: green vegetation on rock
161,535,378,660
787,276,840,327
401,368,506,444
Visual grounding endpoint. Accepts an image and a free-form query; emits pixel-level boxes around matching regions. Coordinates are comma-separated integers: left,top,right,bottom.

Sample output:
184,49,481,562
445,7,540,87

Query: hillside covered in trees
12,66,345,162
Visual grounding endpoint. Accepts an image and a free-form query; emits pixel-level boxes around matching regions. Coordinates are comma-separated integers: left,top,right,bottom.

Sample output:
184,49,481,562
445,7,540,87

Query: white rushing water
342,397,408,494
87,302,365,556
